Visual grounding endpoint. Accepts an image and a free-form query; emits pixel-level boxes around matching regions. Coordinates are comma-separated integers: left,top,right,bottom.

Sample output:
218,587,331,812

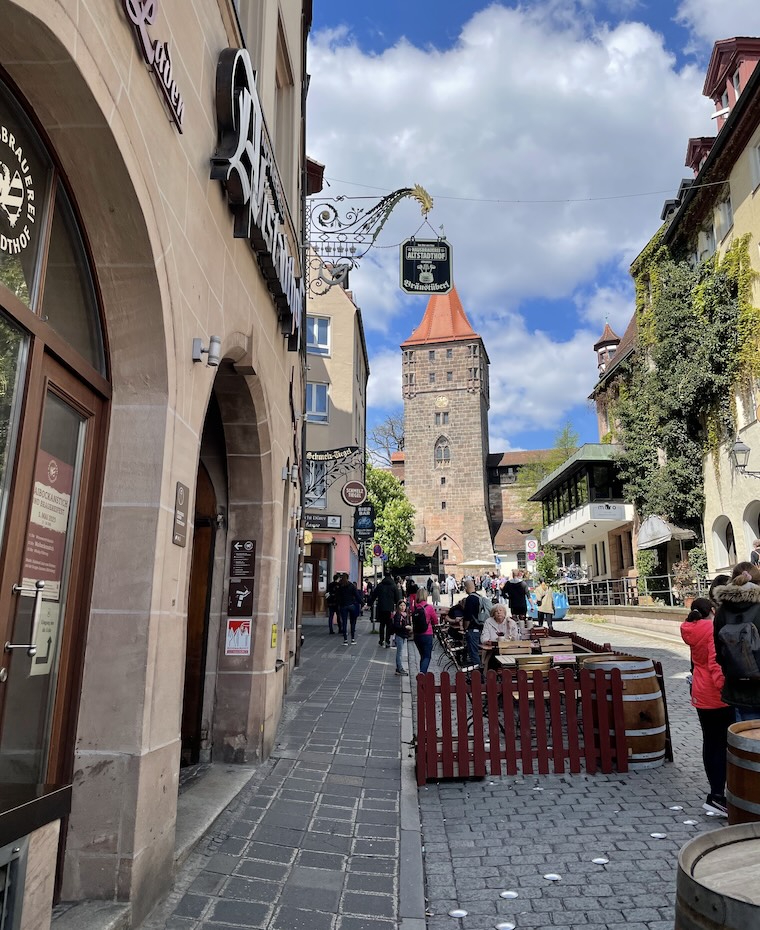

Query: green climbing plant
613,233,760,528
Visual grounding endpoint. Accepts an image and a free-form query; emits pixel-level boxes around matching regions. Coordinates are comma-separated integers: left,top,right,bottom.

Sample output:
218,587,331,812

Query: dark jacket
502,579,529,614
712,582,760,707
370,576,398,614
337,580,361,611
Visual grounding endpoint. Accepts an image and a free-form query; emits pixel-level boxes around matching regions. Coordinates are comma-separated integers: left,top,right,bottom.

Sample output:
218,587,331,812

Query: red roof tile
593,323,620,351
400,285,478,347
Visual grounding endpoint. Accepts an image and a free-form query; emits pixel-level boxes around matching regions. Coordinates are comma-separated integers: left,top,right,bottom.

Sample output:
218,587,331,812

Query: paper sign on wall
225,618,251,656
22,450,74,600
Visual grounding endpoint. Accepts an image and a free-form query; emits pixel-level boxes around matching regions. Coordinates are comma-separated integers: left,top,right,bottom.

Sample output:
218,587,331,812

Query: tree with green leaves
364,461,414,567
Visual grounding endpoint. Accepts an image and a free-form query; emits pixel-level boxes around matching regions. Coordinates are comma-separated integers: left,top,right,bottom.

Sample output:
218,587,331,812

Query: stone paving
141,613,724,930
141,616,422,930
418,617,725,930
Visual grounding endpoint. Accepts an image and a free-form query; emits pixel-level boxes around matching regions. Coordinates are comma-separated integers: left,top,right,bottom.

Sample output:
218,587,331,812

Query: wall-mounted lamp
192,335,222,367
281,463,299,484
730,438,760,478
331,536,337,548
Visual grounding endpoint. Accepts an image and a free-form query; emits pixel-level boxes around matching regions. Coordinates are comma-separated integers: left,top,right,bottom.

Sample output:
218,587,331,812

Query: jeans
327,605,338,633
735,705,760,722
465,627,481,667
537,611,553,628
415,634,433,673
339,606,357,641
395,634,406,672
696,706,736,796
377,610,392,645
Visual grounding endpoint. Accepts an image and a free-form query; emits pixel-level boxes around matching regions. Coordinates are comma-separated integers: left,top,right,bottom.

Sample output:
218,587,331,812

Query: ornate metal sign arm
303,449,366,505
307,184,433,294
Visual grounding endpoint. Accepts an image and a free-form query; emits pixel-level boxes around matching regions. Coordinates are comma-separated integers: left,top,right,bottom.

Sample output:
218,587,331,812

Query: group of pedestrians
680,559,760,817
325,572,364,645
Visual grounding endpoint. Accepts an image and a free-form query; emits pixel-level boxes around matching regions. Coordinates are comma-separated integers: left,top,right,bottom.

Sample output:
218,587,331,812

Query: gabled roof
486,450,554,468
400,285,479,347
492,521,536,552
593,323,620,352
703,37,760,98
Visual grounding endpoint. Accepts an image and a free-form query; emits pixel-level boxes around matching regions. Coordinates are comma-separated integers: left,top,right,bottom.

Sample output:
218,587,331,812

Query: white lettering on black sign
211,48,303,328
0,124,35,256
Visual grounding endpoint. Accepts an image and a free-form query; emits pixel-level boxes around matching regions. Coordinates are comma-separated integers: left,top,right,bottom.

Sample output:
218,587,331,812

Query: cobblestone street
418,617,724,930
137,612,726,930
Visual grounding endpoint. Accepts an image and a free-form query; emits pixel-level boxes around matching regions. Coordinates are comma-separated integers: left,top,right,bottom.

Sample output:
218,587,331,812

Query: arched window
712,515,737,569
434,436,451,466
742,500,760,557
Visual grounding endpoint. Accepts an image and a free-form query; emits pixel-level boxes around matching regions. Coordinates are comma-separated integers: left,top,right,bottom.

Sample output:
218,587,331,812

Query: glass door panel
0,313,27,544
0,391,86,782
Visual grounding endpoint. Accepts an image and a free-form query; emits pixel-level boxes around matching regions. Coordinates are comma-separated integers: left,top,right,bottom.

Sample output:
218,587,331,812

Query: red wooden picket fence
415,668,629,785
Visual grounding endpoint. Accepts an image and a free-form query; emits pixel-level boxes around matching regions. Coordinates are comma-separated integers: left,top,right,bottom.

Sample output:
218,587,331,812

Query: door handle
5,580,46,657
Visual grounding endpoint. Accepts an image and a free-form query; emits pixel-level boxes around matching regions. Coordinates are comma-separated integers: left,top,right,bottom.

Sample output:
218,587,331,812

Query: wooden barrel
727,720,760,825
675,822,760,929
582,655,666,769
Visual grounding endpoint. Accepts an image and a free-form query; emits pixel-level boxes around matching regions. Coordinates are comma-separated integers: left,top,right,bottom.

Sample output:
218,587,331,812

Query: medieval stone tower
401,286,495,572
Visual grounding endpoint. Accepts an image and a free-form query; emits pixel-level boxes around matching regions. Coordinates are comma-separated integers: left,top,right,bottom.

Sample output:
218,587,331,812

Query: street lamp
730,438,760,478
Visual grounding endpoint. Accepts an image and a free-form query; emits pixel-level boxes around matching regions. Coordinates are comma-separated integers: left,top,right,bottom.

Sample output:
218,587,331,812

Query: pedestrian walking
336,573,362,645
391,600,412,675
680,596,733,817
369,572,398,648
501,569,530,630
446,573,457,606
751,539,760,567
431,577,441,607
712,562,760,721
409,584,437,673
534,579,555,629
325,573,340,634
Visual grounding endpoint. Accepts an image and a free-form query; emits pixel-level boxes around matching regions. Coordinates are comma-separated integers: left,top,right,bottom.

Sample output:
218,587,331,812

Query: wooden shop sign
122,0,185,132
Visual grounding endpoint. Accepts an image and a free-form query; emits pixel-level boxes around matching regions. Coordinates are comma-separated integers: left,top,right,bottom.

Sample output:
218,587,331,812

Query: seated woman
480,604,519,669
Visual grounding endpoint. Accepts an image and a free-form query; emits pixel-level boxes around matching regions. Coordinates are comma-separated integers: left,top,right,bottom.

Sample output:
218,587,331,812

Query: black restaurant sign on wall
400,238,453,295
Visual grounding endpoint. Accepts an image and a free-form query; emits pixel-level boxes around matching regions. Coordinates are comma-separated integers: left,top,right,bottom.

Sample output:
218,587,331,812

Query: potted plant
671,558,696,606
636,549,659,605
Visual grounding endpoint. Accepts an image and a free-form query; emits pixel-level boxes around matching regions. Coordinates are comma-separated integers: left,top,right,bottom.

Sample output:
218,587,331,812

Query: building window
733,69,741,98
446,370,453,382
442,548,449,560
441,476,446,485
434,437,451,465
442,412,449,425
429,350,435,361
446,348,453,359
429,371,436,383
435,412,441,426
306,382,328,423
306,315,330,355
517,552,527,570
716,196,734,240
469,367,479,380
441,501,447,510
305,461,327,509
752,143,760,189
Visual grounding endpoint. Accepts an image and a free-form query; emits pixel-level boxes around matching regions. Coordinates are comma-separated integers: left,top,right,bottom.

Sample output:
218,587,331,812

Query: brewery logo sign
400,238,453,295
0,123,35,257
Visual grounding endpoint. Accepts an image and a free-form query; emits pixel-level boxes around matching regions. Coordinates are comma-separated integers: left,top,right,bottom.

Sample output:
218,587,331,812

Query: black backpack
718,621,760,679
412,605,428,635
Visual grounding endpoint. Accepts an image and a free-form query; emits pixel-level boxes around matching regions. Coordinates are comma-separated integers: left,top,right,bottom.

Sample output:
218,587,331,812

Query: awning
637,515,696,550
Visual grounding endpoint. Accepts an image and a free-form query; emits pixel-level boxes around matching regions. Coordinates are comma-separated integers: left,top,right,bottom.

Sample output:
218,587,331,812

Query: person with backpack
712,562,760,722
406,583,436,673
534,579,555,629
462,579,485,667
390,599,413,675
681,596,733,817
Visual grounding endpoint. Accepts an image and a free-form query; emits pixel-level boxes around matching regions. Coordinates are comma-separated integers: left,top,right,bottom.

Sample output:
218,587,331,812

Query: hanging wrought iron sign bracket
306,184,433,295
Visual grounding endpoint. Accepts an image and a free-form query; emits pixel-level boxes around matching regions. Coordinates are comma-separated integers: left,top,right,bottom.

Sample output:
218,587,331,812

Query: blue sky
307,1,760,453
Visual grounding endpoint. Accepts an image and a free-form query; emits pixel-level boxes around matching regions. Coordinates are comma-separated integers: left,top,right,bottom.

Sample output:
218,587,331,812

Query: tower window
446,348,453,359
440,476,446,485
442,549,449,559
442,412,449,425
429,350,436,361
434,437,451,465
441,501,447,510
429,371,436,383
446,370,453,381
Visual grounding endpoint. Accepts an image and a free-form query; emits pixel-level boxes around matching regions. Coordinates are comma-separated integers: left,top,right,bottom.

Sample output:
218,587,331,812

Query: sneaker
351,638,356,644
378,641,384,647
703,795,728,817
385,642,391,648
395,669,409,676
343,640,349,646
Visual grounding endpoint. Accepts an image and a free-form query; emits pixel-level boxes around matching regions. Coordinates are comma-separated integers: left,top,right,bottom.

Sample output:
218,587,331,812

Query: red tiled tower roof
400,285,478,347
593,322,620,352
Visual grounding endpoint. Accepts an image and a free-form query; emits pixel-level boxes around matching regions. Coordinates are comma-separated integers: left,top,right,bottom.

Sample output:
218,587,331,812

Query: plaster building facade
303,268,369,615
0,0,309,925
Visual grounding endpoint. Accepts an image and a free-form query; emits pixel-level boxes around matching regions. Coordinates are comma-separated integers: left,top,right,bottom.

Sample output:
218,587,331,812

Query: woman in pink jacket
680,597,735,817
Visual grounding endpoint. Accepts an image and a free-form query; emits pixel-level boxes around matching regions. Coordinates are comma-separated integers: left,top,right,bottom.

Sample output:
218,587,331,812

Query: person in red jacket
680,596,735,817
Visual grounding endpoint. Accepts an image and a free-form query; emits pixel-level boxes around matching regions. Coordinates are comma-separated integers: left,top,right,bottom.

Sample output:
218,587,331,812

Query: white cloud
676,0,760,46
366,349,402,411
307,2,726,438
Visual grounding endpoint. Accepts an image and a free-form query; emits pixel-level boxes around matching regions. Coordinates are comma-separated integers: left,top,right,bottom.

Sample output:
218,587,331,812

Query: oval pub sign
341,481,367,507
